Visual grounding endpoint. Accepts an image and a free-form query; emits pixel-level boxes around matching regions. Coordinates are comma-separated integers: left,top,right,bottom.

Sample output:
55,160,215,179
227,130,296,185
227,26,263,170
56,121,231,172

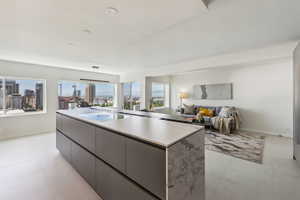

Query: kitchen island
56,108,205,200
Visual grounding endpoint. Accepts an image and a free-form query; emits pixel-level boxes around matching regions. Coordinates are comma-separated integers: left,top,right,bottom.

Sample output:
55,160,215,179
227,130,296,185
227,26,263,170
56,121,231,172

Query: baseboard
240,128,292,138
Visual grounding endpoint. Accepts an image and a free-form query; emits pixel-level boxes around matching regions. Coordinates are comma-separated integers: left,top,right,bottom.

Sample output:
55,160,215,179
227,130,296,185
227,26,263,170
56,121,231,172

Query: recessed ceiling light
92,66,100,70
82,29,92,34
106,7,119,16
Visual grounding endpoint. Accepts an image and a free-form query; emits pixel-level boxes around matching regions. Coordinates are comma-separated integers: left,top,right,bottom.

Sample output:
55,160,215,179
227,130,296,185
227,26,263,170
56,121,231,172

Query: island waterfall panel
168,133,205,200
56,112,205,200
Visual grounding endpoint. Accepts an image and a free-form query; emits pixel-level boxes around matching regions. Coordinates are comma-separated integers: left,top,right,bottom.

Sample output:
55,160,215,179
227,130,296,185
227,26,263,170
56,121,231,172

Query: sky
58,81,164,98
58,81,115,97
152,83,165,97
132,82,141,97
1,79,164,98
1,80,115,97
4,79,43,95
123,82,141,97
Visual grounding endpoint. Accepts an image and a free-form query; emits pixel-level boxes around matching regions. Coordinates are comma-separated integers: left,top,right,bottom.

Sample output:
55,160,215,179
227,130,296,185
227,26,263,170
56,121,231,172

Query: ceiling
0,0,300,74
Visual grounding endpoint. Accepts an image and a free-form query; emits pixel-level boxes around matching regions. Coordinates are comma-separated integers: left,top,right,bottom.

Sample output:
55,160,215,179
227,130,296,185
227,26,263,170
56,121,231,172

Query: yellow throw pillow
199,108,214,117
207,109,214,117
200,110,206,115
199,108,208,116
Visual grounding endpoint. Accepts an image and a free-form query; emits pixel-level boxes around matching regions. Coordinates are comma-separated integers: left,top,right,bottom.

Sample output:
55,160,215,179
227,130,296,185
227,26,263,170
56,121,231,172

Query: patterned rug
205,130,266,164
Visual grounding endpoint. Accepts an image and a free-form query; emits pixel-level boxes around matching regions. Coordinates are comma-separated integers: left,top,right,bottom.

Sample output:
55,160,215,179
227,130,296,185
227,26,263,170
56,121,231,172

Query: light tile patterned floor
0,133,299,200
0,133,101,200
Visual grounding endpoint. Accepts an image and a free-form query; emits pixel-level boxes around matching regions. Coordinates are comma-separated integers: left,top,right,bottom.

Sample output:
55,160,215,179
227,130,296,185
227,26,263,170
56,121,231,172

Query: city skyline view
1,79,165,112
0,79,44,96
0,78,44,113
122,82,141,110
58,81,115,110
58,81,115,97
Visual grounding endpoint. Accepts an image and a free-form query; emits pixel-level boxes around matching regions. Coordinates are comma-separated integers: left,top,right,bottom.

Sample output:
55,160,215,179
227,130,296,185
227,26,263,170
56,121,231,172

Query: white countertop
57,108,204,148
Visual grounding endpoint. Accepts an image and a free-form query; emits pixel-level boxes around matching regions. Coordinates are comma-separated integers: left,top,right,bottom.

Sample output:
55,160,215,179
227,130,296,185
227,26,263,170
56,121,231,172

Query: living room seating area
152,104,240,134
182,105,240,134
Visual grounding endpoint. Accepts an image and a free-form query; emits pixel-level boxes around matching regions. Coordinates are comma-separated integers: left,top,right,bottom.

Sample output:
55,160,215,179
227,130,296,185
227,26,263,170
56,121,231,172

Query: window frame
0,76,47,117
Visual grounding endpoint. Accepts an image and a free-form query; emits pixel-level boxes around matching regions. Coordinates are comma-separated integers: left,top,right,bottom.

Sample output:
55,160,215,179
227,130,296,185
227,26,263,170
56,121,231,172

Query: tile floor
0,133,299,200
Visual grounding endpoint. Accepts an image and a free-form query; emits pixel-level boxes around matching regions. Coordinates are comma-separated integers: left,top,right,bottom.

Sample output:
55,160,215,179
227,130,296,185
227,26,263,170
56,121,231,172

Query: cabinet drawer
56,131,71,163
56,114,63,132
95,127,126,173
71,141,96,189
96,159,157,200
62,116,96,153
126,139,166,199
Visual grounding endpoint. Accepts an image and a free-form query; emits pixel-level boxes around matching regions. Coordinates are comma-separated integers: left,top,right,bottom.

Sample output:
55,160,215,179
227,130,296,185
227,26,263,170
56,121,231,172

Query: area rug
205,130,266,164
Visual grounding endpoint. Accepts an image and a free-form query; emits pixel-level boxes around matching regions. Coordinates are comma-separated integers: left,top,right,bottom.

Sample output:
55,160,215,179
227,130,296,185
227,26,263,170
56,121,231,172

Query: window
122,82,141,110
94,83,115,107
58,81,115,110
123,82,131,110
151,82,168,108
0,79,3,115
0,77,45,116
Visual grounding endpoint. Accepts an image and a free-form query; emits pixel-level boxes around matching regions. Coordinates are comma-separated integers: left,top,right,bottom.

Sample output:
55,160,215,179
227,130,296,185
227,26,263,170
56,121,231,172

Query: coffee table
193,121,213,129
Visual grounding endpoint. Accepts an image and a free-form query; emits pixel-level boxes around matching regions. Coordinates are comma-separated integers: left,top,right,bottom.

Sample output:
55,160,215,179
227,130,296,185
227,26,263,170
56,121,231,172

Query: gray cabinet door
60,115,71,137
71,141,96,189
62,116,96,153
56,114,63,132
96,159,157,200
56,131,72,163
126,139,166,200
95,127,126,173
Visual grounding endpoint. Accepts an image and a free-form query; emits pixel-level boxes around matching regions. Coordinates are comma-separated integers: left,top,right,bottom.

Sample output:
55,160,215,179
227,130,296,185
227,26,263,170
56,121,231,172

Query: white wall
0,60,119,140
171,61,293,137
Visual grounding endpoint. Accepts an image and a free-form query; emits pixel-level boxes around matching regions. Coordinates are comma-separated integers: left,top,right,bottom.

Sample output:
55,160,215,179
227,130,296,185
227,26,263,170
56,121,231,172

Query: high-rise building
24,89,34,97
76,90,81,97
72,85,77,97
58,83,63,96
85,84,96,105
58,96,73,110
36,83,43,110
7,94,22,110
5,80,19,95
23,89,36,111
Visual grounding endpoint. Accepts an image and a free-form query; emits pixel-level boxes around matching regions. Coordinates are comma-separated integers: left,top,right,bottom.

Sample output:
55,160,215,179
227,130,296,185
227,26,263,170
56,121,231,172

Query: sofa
150,105,239,133
180,105,221,122
180,105,239,132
